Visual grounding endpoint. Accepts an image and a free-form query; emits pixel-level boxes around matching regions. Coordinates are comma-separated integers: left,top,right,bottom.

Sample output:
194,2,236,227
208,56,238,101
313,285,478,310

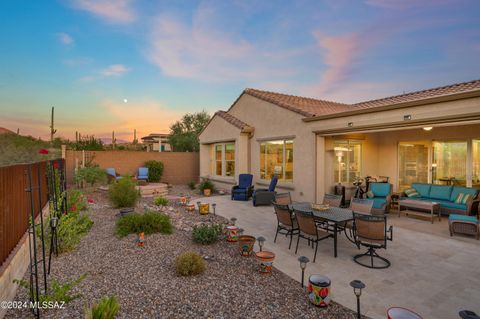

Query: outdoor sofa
400,183,479,216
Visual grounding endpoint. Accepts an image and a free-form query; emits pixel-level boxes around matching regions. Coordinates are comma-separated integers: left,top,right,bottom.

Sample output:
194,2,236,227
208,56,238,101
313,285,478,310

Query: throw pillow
366,190,374,198
404,188,420,198
455,193,465,204
462,194,472,204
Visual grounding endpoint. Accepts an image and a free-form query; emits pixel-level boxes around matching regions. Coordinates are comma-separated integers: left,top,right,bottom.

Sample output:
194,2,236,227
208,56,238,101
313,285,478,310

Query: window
473,140,480,188
398,142,429,191
260,140,293,182
214,143,235,177
334,140,362,184
432,141,467,186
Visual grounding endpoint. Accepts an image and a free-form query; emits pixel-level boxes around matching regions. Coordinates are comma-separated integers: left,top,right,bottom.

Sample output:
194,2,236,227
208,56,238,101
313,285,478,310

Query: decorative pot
308,275,331,307
203,189,211,196
387,307,423,319
226,226,239,242
199,203,210,215
238,235,256,256
137,232,145,247
185,204,195,212
255,251,275,274
178,196,188,206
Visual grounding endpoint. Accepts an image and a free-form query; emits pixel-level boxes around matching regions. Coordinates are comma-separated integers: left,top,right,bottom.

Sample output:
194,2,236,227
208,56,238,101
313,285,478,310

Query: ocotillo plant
50,106,57,142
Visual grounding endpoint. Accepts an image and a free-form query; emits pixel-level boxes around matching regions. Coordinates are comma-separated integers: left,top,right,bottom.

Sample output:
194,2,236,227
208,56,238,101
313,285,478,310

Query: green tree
168,111,210,152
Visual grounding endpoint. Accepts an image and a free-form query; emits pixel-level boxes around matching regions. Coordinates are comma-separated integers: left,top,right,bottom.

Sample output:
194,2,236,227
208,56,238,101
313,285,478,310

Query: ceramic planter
226,226,239,242
238,235,256,256
199,203,210,215
308,275,331,307
185,204,195,212
137,232,145,247
255,251,275,274
203,189,211,196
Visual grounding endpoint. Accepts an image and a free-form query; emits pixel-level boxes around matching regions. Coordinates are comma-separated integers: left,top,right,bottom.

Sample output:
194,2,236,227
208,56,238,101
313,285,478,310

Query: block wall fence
65,150,199,185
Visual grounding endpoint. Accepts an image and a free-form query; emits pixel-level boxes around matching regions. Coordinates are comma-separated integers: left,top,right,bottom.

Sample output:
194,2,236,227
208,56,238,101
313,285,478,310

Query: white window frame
214,142,235,177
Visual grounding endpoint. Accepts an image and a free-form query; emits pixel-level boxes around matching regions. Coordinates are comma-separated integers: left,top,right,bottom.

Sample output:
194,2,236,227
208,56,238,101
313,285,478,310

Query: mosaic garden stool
448,214,479,240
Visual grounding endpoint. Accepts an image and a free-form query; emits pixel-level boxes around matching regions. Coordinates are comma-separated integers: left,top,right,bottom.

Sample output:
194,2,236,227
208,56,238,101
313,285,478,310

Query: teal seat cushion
429,185,453,201
433,200,466,211
370,183,391,197
372,197,387,209
450,187,479,202
449,214,479,223
412,183,431,198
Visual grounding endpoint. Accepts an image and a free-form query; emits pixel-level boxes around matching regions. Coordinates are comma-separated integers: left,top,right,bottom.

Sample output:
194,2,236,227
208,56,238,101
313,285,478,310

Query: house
141,133,172,152
199,79,480,203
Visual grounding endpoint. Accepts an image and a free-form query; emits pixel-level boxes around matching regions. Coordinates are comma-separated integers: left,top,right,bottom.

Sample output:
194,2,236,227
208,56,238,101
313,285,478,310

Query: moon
123,98,128,103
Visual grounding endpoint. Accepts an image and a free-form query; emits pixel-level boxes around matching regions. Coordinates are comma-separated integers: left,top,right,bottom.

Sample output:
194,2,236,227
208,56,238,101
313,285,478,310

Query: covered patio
198,195,480,319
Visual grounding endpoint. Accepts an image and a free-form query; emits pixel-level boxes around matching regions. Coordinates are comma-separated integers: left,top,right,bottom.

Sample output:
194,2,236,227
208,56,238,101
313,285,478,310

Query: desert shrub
57,211,94,253
67,189,87,213
85,295,120,319
144,160,164,182
192,223,223,245
75,167,107,186
14,274,86,303
175,252,205,276
198,178,215,193
108,177,139,208
115,211,173,237
153,196,169,206
188,181,196,190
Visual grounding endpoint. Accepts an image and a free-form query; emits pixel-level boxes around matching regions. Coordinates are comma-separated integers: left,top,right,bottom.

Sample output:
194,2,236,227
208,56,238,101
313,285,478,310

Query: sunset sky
1,0,479,141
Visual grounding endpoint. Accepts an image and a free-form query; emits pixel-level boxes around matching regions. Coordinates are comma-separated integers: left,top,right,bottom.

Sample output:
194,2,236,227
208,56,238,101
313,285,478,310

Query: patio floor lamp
350,280,365,319
298,256,310,288
230,217,237,226
334,147,349,183
257,236,266,251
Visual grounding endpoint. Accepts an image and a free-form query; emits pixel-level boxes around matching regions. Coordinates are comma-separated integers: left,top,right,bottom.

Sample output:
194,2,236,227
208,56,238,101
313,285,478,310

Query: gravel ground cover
6,190,364,319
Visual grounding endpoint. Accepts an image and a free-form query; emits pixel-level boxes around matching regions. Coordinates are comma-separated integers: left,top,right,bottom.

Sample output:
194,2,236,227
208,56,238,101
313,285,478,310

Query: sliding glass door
473,140,480,188
398,142,429,191
432,141,467,186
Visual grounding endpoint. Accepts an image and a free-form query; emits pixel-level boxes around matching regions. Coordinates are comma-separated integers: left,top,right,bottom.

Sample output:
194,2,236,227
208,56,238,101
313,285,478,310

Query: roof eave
302,90,480,122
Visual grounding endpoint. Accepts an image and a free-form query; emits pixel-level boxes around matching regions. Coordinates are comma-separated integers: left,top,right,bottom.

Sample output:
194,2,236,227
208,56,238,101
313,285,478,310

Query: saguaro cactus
133,129,138,144
112,131,117,149
50,106,57,142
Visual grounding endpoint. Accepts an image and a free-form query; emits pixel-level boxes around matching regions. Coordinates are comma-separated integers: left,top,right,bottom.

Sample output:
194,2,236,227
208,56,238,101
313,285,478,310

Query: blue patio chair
231,174,254,201
252,175,278,206
105,168,122,182
136,167,149,181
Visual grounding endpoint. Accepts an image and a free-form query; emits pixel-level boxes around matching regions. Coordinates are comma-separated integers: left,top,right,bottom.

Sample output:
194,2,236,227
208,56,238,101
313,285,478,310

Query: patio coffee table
398,199,440,224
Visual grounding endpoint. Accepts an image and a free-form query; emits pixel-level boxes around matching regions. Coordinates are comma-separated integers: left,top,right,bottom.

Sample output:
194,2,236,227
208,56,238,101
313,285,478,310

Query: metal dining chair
272,201,298,249
343,198,374,243
294,209,332,262
274,192,292,205
323,193,343,207
352,212,393,269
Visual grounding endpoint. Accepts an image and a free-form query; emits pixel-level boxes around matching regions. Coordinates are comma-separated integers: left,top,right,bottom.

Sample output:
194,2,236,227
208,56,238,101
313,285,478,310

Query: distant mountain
98,137,130,145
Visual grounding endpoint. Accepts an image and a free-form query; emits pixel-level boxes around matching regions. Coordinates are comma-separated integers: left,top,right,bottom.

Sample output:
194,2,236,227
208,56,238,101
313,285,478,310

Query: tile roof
244,88,354,117
243,79,480,118
353,79,480,109
215,111,250,130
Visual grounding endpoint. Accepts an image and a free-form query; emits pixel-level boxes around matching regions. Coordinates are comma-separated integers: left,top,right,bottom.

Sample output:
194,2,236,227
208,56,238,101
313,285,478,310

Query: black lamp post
212,203,216,216
459,310,480,319
298,256,309,288
230,217,237,226
257,236,266,251
196,201,201,211
238,228,244,236
350,280,365,319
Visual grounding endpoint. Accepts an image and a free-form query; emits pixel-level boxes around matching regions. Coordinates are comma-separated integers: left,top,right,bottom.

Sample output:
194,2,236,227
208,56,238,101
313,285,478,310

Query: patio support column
236,134,250,179
315,135,326,204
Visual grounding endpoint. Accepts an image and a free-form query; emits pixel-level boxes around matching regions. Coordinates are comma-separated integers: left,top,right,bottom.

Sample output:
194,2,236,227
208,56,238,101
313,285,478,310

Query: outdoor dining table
289,202,354,258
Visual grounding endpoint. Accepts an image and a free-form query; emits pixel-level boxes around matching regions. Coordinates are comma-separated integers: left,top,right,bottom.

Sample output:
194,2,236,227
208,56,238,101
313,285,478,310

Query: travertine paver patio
198,195,480,319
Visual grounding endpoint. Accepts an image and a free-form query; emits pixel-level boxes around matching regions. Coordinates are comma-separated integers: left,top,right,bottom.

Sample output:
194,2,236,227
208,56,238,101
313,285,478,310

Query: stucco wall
65,150,199,185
